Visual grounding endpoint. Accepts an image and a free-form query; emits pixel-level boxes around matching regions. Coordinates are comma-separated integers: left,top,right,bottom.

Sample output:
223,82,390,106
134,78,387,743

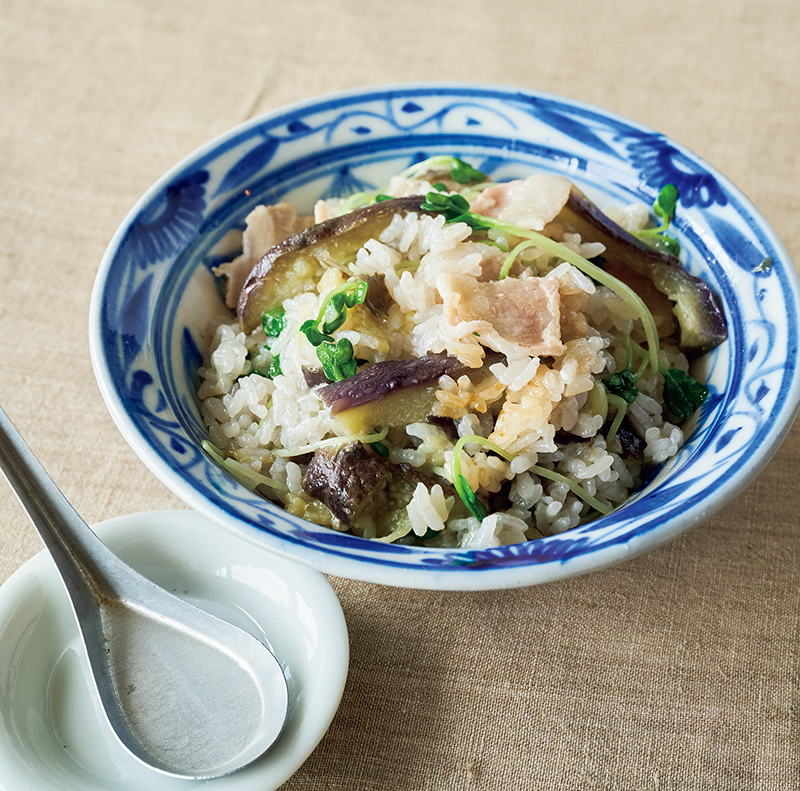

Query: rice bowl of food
90,83,800,589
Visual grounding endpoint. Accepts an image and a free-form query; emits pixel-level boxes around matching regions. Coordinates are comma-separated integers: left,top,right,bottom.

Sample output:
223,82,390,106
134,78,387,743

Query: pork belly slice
437,272,565,359
469,173,572,231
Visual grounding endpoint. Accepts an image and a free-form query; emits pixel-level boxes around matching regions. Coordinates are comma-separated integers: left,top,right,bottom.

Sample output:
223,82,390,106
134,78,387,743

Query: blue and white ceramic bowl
90,83,800,590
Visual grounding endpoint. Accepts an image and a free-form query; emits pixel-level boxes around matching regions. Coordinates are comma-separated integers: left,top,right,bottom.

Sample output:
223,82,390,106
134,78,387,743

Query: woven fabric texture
1,1,799,788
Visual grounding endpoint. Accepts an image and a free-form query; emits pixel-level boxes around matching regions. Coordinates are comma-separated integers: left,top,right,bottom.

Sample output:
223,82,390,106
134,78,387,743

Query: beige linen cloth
1,1,799,788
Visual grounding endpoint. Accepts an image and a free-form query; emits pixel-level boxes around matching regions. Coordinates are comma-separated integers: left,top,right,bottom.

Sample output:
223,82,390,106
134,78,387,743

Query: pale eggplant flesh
559,187,727,357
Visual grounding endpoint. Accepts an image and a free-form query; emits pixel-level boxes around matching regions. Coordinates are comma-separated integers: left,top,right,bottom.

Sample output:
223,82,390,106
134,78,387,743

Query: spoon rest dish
0,510,348,791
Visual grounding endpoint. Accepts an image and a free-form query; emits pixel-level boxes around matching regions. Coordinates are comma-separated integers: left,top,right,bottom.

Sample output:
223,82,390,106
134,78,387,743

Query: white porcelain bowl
0,511,348,790
89,83,800,590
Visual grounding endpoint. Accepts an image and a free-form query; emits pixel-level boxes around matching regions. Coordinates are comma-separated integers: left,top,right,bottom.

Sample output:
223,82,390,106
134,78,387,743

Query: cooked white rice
197,166,697,550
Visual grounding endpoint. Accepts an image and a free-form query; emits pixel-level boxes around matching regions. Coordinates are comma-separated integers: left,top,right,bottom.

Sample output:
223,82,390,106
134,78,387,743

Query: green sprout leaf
369,440,389,457
659,366,709,419
604,368,640,404
262,306,286,339
602,338,647,404
320,281,368,334
420,191,492,231
316,337,357,382
654,184,679,225
454,475,488,522
299,278,369,381
299,319,328,347
268,354,282,378
398,155,487,186
448,157,488,185
633,184,682,256
754,256,773,273
654,235,681,257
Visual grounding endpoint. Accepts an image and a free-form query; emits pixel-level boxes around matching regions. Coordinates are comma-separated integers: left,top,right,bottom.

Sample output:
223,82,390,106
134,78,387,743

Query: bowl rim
89,81,800,590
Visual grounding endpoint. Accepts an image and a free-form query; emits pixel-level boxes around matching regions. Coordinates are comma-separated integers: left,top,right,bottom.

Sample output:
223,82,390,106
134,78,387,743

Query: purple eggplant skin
559,188,727,357
237,196,430,333
317,352,468,415
302,367,331,389
616,417,646,461
362,274,393,318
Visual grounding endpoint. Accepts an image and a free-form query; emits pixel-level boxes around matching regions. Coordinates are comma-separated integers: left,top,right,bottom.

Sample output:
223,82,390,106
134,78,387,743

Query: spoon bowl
0,406,288,780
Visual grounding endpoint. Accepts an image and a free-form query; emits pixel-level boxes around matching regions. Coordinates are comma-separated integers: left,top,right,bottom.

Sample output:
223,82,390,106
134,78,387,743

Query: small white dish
0,510,348,791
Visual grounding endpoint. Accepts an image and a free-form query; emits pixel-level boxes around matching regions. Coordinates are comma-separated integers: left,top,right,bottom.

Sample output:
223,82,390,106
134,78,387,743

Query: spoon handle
0,406,120,602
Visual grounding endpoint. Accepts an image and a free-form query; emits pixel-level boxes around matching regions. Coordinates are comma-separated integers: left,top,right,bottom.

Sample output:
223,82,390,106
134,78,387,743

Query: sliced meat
437,272,564,358
469,173,572,231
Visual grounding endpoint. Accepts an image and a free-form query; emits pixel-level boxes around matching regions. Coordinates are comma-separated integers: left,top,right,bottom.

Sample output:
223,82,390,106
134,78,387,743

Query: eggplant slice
302,442,391,526
559,187,727,357
238,196,431,333
301,441,457,532
317,352,468,414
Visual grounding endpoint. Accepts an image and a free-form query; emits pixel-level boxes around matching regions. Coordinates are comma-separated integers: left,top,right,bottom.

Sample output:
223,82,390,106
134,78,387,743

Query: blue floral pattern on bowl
90,83,800,590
